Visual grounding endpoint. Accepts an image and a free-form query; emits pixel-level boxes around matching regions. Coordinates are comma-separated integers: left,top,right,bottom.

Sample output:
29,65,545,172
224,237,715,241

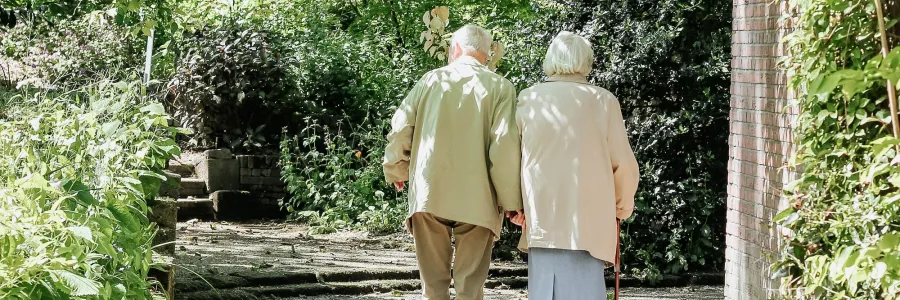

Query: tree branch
874,0,900,141
387,0,404,47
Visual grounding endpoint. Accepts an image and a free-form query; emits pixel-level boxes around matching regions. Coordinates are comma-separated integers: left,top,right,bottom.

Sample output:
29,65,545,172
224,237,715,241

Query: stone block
149,255,175,299
158,171,181,198
240,177,258,185
240,168,250,176
180,178,207,191
212,190,253,220
176,198,217,221
254,156,267,168
205,149,233,160
198,158,240,192
152,227,176,256
213,190,287,220
251,169,261,177
149,198,178,229
260,177,284,186
261,168,274,177
166,163,195,177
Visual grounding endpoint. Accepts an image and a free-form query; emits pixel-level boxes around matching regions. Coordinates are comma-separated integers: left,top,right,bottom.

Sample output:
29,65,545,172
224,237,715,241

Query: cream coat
516,75,639,265
383,56,523,238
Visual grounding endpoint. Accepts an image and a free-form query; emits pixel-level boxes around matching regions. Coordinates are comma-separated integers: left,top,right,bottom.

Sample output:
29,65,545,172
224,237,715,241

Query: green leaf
66,226,94,243
832,246,857,279
871,137,899,158
18,173,50,191
876,109,893,124
774,207,797,223
101,120,122,136
51,271,100,296
816,71,845,98
108,203,140,233
865,163,890,183
62,180,99,206
887,19,900,30
877,233,900,251
854,109,867,121
126,0,141,11
140,103,166,116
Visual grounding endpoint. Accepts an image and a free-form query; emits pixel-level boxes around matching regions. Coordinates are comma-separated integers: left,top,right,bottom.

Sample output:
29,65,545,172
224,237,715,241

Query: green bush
167,23,296,151
771,0,900,298
279,118,406,234
0,14,142,87
0,80,181,299
529,0,732,278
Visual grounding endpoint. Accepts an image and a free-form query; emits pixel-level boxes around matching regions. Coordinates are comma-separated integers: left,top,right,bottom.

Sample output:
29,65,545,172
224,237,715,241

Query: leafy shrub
279,118,406,234
0,80,181,299
0,14,142,87
771,0,900,298
167,22,296,151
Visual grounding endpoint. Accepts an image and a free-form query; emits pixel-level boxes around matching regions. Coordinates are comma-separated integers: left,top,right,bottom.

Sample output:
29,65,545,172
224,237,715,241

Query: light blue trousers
528,247,608,300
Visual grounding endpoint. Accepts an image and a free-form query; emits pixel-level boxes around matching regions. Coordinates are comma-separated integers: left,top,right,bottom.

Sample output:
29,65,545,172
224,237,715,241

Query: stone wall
237,155,287,207
149,174,179,298
725,0,795,299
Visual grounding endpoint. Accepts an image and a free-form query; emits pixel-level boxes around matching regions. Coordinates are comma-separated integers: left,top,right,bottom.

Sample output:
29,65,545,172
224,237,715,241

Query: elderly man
382,24,523,300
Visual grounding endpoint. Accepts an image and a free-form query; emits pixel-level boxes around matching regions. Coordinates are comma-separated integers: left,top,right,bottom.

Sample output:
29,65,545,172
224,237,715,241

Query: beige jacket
383,56,523,237
515,75,639,265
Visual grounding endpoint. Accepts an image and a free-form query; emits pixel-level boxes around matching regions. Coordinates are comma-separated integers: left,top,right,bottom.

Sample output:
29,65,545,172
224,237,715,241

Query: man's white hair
542,31,594,77
450,24,493,56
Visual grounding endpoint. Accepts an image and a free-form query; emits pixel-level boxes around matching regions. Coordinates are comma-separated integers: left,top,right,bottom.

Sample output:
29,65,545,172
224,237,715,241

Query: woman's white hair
542,31,594,77
450,24,493,56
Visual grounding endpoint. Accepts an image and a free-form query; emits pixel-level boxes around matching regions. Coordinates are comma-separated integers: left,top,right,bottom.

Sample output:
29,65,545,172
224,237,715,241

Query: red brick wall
726,0,794,298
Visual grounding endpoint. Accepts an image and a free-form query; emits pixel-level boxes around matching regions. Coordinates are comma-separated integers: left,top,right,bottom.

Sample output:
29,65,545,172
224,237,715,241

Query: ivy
773,0,900,298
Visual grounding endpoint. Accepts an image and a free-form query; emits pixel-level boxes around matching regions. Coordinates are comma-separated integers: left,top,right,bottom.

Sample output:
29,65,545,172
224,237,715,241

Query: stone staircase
162,149,287,222
166,161,217,221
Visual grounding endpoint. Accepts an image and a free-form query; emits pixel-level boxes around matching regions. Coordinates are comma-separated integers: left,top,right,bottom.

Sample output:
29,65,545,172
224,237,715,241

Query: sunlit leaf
67,226,94,243
51,271,100,296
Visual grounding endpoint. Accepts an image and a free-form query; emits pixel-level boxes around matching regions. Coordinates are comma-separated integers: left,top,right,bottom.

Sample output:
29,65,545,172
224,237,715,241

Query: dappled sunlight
175,221,420,277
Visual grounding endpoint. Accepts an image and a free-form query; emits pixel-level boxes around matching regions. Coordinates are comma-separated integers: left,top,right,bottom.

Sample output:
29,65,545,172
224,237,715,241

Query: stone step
176,197,216,221
179,178,207,197
178,279,421,300
167,162,195,177
177,277,530,300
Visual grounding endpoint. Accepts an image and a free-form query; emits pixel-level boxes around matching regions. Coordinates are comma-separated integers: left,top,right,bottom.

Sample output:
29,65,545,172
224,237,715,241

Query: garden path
173,220,722,299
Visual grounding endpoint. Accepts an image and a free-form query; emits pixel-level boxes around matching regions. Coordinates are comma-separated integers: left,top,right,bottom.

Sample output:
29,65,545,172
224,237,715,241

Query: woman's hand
505,209,526,226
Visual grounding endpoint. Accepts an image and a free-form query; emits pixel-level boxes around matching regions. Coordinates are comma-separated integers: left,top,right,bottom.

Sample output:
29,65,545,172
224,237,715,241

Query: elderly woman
514,32,640,299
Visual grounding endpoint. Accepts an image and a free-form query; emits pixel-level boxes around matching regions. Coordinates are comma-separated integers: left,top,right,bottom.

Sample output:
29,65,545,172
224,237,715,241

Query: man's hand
393,182,405,191
505,209,526,226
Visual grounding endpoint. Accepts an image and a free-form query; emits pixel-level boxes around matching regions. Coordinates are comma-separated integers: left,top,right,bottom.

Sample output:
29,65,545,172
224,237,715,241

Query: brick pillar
726,1,794,299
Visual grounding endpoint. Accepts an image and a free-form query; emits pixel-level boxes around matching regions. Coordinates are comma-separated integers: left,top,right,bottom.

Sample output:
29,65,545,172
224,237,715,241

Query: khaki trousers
410,212,494,300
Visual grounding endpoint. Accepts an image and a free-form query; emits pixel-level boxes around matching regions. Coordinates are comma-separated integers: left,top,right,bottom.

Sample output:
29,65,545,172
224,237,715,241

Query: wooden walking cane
614,219,621,300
